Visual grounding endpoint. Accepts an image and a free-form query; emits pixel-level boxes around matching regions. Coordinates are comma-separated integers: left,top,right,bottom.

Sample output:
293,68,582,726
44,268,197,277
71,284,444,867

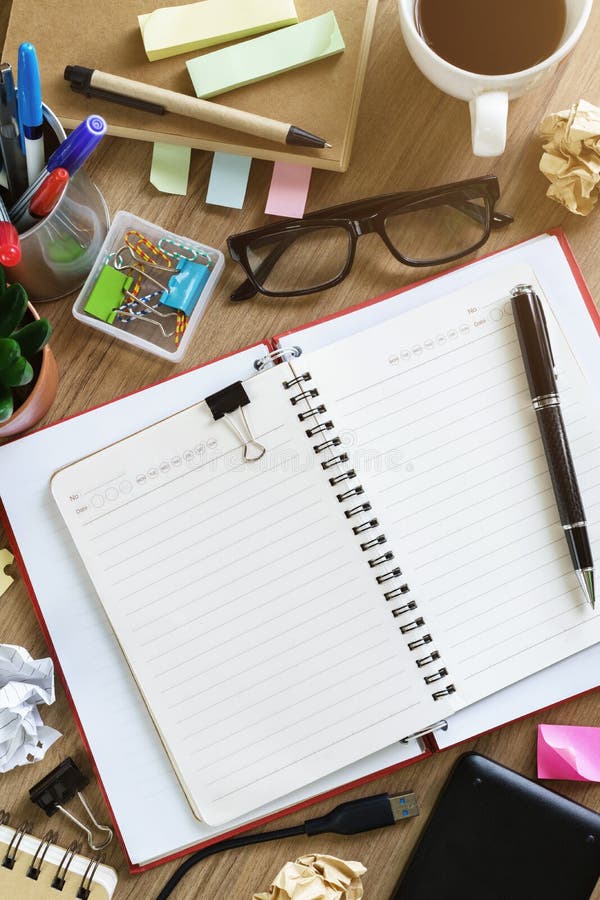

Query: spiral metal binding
77,853,104,899
0,820,106,896
2,819,31,870
27,829,57,880
254,346,301,372
52,840,82,890
283,369,456,703
401,719,449,743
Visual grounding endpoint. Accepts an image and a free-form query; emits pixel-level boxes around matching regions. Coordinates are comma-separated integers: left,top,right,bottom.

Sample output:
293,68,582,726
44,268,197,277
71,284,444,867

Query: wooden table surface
1,2,600,898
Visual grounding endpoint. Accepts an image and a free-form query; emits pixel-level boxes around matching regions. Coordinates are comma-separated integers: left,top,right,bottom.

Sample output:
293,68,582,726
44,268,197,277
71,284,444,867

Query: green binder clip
84,265,133,324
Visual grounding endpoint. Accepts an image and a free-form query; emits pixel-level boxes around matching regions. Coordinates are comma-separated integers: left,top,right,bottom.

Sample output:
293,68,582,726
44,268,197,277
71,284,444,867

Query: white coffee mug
397,0,593,156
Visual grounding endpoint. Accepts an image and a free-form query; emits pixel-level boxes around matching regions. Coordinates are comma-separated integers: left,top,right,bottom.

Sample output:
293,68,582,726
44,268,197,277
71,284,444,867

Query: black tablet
392,753,600,900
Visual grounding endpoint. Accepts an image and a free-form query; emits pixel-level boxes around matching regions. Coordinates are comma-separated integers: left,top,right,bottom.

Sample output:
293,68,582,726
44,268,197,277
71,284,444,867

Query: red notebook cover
2,228,597,872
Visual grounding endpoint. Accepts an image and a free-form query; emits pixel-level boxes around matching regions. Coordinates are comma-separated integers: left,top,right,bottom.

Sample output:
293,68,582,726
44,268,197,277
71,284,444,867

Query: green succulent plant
0,266,52,424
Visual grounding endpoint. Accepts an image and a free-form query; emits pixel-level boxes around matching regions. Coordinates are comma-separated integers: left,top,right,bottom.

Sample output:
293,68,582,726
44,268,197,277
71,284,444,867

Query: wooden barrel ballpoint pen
64,66,332,149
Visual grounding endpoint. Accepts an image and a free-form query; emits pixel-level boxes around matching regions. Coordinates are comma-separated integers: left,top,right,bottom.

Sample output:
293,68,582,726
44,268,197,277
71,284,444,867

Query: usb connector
304,792,419,836
389,791,420,821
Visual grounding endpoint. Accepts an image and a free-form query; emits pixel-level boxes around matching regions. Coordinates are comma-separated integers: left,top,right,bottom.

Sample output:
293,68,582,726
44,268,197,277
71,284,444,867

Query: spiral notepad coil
0,810,108,899
282,365,456,704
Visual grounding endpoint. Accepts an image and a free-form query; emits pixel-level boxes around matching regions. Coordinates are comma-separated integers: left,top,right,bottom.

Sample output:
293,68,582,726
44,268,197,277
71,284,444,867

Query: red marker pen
0,195,21,266
12,168,69,235
29,167,69,218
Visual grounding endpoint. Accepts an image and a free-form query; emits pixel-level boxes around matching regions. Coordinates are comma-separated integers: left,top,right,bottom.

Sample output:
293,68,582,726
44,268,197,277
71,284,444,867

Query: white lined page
51,364,440,826
300,264,600,709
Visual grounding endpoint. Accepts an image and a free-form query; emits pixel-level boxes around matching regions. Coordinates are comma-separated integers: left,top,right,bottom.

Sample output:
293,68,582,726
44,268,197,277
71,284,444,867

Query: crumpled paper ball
253,854,366,900
0,644,61,773
539,98,600,215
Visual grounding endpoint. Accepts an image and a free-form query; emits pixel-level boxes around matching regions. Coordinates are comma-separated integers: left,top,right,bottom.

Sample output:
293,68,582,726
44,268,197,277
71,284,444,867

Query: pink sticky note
537,723,600,781
265,161,312,218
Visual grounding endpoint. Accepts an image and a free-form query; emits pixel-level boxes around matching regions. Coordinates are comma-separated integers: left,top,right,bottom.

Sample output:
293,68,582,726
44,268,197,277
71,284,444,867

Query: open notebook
50,256,600,827
2,231,599,868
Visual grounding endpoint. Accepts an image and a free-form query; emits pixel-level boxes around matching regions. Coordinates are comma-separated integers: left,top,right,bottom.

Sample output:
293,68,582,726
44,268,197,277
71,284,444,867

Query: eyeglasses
227,176,513,300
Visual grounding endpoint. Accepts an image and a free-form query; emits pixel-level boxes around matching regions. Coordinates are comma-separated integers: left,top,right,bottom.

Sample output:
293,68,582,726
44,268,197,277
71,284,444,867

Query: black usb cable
156,792,419,899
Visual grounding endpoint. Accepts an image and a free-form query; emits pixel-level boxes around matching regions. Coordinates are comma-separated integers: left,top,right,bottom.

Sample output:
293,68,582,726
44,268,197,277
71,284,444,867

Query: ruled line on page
299,271,600,712
345,342,523,419
334,321,516,405
95,437,293,551
211,701,422,802
170,606,376,717
134,553,350,639
183,649,395,739
82,424,287,529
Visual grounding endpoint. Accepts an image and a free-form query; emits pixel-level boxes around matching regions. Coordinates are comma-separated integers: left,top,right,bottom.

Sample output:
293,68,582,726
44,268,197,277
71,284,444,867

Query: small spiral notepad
0,812,117,899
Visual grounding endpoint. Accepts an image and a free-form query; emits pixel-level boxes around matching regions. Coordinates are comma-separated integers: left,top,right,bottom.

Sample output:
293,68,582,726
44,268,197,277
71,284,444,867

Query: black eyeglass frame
227,175,513,300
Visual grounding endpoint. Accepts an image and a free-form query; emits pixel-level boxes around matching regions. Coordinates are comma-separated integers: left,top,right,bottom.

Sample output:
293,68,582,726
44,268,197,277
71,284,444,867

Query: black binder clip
206,381,265,462
29,757,113,851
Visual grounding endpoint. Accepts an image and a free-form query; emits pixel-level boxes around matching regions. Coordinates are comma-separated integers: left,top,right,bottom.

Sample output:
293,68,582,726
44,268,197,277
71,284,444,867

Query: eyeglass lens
246,225,352,294
384,195,488,263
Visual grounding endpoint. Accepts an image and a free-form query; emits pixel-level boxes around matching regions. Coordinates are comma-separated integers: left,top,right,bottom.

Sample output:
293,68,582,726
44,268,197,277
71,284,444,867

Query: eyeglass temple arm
491,210,513,227
230,233,301,301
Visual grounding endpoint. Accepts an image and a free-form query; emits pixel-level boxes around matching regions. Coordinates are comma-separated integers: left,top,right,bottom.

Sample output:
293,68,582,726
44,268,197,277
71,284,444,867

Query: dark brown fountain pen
511,284,595,609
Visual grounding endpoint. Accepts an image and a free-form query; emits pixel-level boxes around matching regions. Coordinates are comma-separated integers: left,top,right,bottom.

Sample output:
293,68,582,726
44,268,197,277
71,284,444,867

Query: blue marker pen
18,43,45,185
9,114,106,224
0,63,29,201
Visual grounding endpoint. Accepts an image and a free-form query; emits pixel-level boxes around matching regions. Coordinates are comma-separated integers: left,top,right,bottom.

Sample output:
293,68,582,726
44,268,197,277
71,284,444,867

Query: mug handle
469,91,509,157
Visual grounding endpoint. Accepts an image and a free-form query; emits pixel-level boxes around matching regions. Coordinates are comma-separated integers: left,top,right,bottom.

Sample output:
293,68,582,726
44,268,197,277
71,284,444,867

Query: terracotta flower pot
0,303,58,439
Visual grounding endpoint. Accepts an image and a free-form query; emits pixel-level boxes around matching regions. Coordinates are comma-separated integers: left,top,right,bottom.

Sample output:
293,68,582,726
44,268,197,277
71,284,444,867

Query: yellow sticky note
139,0,298,62
150,143,192,195
0,548,14,597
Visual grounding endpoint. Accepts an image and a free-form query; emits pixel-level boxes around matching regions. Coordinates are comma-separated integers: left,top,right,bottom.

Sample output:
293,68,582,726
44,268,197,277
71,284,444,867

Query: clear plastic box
72,211,224,362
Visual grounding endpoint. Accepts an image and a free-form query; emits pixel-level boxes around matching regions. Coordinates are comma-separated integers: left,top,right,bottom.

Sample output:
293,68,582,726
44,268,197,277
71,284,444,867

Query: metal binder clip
29,757,113,851
206,381,266,462
160,257,211,317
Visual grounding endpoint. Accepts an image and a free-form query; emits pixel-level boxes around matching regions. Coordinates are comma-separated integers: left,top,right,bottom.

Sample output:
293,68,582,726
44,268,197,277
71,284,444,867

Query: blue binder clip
161,258,211,317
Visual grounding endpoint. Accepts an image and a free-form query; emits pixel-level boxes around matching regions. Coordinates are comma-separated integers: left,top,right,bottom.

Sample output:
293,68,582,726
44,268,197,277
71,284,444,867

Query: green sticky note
85,266,132,324
187,11,345,99
139,0,298,62
150,143,192,195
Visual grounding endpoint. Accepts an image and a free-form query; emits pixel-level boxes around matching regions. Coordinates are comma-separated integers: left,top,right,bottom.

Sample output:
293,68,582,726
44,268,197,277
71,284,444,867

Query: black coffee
415,0,567,76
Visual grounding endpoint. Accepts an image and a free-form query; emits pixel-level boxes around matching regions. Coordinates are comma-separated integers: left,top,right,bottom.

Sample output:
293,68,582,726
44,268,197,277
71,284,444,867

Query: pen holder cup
8,106,110,302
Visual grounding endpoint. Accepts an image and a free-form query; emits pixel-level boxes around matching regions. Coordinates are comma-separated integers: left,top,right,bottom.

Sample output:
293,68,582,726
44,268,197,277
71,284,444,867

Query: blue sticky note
206,153,252,208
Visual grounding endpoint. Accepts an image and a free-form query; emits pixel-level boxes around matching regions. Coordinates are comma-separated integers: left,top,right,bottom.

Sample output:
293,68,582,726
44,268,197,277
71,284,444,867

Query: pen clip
65,66,165,116
538,299,557,376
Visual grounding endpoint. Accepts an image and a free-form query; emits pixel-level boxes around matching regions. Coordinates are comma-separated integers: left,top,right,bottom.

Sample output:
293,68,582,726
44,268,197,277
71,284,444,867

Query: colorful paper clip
158,236,212,266
89,229,215,348
117,289,177,337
